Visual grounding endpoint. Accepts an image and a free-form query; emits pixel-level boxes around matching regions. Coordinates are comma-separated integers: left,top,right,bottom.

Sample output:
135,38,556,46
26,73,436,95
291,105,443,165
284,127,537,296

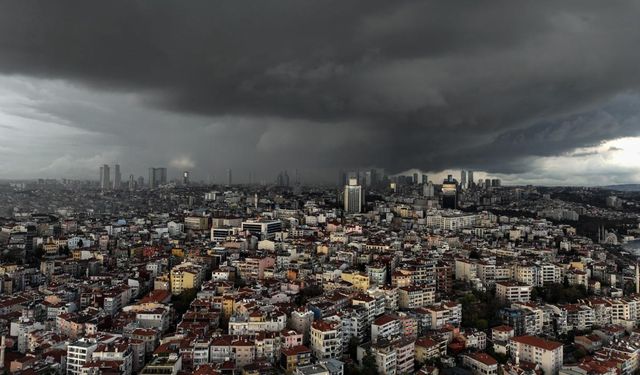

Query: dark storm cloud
1,0,640,177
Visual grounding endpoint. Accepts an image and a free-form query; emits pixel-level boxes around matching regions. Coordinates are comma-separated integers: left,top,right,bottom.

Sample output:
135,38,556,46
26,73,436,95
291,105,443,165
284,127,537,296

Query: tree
172,288,197,316
361,348,378,375
574,348,587,360
348,336,360,360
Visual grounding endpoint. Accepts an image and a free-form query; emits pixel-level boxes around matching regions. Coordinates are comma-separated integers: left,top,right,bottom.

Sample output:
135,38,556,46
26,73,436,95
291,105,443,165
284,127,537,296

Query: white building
344,179,363,214
496,281,532,304
67,338,98,375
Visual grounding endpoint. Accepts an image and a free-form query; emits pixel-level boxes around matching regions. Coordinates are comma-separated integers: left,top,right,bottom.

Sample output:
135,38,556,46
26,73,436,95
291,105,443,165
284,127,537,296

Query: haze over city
1,1,640,185
7,3,640,375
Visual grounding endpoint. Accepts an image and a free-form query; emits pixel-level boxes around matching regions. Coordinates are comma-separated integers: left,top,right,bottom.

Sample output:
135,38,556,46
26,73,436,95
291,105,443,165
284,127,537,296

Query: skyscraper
468,170,474,187
148,167,167,189
114,164,121,190
100,164,111,190
183,171,190,186
148,168,155,189
128,174,135,191
423,181,435,198
344,178,363,214
461,170,467,190
441,175,459,209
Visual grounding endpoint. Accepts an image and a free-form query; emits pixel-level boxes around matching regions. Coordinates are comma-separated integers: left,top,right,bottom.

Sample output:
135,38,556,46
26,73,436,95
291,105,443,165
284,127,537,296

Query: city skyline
2,2,640,186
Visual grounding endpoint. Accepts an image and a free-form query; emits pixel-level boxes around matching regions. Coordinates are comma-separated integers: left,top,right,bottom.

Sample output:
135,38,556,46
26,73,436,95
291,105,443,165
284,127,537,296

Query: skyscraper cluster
339,168,386,189
99,164,122,190
276,170,290,187
148,167,167,189
460,169,474,189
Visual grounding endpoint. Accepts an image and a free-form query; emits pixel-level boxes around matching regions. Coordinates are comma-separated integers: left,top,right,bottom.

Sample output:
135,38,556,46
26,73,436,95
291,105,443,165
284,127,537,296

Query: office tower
114,164,121,190
344,178,363,214
100,164,111,190
148,168,155,189
364,170,372,187
423,181,435,198
159,168,167,185
128,174,135,191
227,169,232,186
468,170,474,187
460,170,467,189
492,179,501,187
183,171,190,186
148,167,167,189
485,178,491,189
422,174,428,184
441,175,459,209
277,172,283,186
413,173,419,184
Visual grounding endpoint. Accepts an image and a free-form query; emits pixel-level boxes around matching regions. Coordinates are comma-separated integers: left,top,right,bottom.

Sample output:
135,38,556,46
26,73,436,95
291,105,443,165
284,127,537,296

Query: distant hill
601,184,640,192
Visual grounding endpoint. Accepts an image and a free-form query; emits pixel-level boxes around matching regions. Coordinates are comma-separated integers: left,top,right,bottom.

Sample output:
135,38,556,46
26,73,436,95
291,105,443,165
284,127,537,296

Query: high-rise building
148,168,154,189
422,174,428,184
128,174,135,191
423,181,435,198
485,178,491,189
413,173,419,185
183,171,190,186
227,169,232,186
364,170,372,187
114,164,121,190
100,164,111,190
461,170,467,190
137,176,144,188
344,178,363,214
492,179,501,187
442,175,459,209
148,167,167,189
338,170,347,187
468,170,474,187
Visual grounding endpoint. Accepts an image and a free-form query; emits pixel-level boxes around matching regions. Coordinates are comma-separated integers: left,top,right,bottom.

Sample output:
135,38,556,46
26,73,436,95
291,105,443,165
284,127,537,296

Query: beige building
170,262,205,295
399,286,435,309
496,281,532,304
509,336,563,375
310,320,343,360
463,353,498,375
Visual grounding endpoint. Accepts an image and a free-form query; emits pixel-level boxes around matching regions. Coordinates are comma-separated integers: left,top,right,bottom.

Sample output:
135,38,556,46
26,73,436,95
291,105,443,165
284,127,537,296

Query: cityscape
3,2,640,375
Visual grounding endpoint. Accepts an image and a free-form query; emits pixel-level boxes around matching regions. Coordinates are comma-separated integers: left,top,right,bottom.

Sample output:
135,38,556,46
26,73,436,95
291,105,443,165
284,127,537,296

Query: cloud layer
1,1,640,183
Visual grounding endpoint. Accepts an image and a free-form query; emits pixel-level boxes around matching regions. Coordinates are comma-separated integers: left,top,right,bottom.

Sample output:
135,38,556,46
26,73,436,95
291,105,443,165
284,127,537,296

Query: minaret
636,261,640,294
0,335,6,369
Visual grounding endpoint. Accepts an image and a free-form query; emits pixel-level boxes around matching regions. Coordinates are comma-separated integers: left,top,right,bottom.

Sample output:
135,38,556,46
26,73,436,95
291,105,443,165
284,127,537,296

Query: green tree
361,349,378,375
172,288,197,316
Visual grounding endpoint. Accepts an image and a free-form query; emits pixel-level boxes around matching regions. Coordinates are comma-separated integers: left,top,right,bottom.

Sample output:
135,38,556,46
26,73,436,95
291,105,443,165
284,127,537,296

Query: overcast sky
1,1,640,185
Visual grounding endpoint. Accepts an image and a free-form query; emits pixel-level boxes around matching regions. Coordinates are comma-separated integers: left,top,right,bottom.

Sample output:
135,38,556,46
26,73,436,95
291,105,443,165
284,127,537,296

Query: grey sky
1,0,640,185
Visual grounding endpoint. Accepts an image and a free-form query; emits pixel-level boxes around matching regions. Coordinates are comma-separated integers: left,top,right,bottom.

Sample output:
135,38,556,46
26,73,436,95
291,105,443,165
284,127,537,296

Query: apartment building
509,336,564,375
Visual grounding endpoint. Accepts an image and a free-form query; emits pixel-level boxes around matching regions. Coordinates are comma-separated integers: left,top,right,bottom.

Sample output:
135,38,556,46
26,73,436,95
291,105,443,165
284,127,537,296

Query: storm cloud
1,0,640,183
